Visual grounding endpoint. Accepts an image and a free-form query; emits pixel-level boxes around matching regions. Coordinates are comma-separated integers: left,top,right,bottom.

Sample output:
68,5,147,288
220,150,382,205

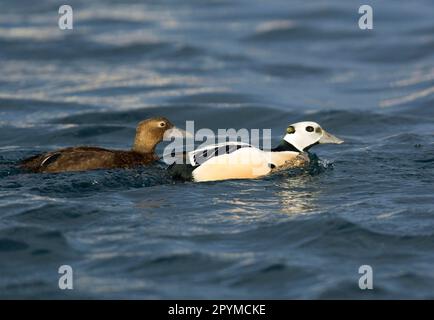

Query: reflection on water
276,180,319,216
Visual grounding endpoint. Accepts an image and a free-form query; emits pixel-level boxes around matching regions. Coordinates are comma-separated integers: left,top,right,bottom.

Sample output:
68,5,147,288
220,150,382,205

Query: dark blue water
1,0,433,299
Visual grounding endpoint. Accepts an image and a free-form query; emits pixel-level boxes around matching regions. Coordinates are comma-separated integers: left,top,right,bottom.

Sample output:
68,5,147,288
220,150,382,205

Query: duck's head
281,121,343,152
133,117,180,154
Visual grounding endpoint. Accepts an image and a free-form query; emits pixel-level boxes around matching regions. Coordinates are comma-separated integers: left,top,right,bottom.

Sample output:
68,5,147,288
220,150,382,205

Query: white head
282,121,343,152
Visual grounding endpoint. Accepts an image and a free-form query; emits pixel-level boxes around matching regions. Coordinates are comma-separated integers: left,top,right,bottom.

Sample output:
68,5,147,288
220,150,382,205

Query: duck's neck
133,134,157,155
133,144,155,155
271,140,301,152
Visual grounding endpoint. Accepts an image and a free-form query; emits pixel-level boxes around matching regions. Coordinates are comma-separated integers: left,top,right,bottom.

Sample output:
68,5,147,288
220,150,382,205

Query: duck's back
21,147,156,173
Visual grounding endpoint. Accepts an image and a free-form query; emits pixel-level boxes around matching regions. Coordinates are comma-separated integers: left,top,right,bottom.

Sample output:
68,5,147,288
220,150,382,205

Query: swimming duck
21,117,181,173
168,121,343,182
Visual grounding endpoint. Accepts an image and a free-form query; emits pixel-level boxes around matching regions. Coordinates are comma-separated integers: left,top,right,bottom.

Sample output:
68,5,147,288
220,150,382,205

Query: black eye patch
306,126,314,132
286,126,295,134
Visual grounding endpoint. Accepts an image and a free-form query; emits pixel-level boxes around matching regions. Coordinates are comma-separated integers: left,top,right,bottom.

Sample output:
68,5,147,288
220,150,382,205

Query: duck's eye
306,126,314,132
286,126,295,134
159,122,166,127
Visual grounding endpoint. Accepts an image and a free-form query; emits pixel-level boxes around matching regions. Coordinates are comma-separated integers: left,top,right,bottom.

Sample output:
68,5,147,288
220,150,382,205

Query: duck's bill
164,127,193,140
319,131,344,144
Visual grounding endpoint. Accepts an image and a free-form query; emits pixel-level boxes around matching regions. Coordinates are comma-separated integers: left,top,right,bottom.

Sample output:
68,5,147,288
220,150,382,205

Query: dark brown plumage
21,117,174,173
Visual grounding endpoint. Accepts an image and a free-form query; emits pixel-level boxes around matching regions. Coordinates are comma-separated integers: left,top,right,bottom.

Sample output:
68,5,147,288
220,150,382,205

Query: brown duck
21,117,181,173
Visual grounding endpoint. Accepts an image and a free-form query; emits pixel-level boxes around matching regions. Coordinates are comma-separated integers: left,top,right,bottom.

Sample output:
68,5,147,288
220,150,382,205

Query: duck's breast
269,151,301,167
